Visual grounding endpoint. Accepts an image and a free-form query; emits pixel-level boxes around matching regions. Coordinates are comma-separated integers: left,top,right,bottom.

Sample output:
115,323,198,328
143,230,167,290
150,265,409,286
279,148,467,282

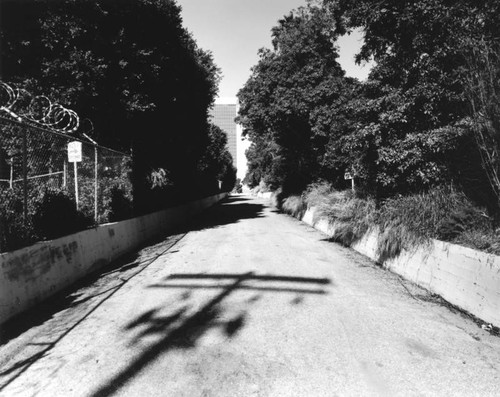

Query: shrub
0,188,37,252
376,187,492,260
454,228,500,254
303,182,376,246
32,189,93,240
302,183,498,258
108,186,133,222
304,181,338,210
253,180,270,194
281,195,306,218
331,196,376,246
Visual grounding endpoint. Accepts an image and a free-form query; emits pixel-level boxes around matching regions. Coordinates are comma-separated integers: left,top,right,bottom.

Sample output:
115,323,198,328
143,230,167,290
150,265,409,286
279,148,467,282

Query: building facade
210,102,238,169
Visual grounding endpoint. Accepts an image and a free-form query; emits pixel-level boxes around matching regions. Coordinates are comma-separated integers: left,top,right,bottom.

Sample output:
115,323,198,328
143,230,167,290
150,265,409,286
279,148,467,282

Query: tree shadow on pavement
180,196,265,233
222,195,254,204
89,272,332,397
0,233,185,347
0,197,261,348
0,197,265,392
0,234,187,392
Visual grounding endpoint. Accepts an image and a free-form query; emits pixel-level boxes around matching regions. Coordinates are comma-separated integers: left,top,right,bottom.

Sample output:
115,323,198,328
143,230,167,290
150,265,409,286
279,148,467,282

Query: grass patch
304,183,376,246
377,187,493,259
281,195,306,218
298,182,499,259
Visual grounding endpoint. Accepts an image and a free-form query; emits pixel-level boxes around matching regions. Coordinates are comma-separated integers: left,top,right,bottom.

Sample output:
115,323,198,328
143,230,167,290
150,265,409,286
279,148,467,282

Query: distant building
210,98,249,181
210,101,238,168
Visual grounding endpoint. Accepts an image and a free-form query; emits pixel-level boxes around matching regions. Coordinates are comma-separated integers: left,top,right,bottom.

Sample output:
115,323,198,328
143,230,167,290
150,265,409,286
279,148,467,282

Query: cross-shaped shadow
89,272,332,396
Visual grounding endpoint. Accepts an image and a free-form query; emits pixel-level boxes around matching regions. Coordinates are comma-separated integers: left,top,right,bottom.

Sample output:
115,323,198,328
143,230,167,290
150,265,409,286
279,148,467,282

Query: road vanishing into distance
0,195,499,396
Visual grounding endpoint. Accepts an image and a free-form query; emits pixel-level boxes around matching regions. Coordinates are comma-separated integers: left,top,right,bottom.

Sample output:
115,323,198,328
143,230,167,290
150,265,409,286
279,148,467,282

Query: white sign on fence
68,141,82,163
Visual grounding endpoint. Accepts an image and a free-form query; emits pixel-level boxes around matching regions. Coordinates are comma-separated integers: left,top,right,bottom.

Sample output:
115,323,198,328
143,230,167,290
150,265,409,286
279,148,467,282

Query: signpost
68,141,82,209
344,171,355,191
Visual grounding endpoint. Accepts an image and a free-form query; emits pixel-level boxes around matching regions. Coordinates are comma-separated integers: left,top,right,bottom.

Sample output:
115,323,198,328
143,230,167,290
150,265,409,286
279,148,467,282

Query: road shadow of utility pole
89,272,332,397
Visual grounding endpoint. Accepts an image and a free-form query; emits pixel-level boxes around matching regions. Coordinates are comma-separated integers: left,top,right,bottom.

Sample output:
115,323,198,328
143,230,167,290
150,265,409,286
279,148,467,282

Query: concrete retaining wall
256,192,272,199
0,193,227,325
300,206,500,328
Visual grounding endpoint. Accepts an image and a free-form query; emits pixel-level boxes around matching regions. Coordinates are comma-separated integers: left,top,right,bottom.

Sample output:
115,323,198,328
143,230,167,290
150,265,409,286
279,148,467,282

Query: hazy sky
176,0,373,99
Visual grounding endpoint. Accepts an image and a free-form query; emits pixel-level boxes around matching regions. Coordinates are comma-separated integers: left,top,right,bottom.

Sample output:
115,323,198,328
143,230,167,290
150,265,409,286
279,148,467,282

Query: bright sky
176,0,374,99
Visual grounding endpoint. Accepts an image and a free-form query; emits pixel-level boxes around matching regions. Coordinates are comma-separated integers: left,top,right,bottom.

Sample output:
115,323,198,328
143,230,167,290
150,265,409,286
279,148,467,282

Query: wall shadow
89,271,332,397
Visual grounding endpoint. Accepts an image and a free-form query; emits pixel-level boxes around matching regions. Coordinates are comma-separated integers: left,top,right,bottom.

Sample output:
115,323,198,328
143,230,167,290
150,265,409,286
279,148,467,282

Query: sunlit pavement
0,195,499,396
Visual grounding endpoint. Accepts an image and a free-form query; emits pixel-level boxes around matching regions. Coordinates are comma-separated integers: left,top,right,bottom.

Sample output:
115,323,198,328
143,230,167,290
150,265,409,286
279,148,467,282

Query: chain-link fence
0,116,132,252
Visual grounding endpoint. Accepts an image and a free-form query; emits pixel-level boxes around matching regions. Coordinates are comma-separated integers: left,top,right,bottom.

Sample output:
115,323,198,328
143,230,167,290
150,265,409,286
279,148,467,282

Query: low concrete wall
300,206,500,328
0,193,227,325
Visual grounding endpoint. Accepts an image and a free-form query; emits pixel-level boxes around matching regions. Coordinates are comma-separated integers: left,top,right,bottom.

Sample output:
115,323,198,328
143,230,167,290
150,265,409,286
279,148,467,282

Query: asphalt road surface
0,195,499,397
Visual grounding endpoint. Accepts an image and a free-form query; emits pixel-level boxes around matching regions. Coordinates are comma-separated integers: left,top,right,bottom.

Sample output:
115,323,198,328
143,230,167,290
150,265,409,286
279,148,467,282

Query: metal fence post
73,160,79,210
94,145,98,222
63,160,67,188
9,157,13,189
22,129,28,224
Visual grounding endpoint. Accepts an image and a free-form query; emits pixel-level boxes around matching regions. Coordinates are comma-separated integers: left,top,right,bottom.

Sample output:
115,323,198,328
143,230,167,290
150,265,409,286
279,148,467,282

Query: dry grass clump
281,195,306,218
304,182,376,246
454,229,500,254
300,182,498,259
332,196,376,246
252,180,271,194
304,182,338,209
376,187,493,259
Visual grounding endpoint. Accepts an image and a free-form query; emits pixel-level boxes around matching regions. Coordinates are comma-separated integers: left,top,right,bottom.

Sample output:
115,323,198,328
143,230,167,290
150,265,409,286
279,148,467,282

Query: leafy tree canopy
1,0,226,210
237,4,353,194
240,0,500,211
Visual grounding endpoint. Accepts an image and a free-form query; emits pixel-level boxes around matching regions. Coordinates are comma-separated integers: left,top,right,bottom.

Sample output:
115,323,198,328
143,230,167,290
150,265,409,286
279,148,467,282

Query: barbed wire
0,81,79,133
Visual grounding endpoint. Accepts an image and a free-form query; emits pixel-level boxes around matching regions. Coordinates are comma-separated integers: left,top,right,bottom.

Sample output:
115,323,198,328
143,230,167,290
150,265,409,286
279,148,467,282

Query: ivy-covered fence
0,114,132,253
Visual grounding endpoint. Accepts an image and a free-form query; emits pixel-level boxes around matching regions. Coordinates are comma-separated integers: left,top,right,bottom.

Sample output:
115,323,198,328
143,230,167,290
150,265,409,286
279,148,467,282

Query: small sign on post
68,141,82,163
344,170,355,191
68,141,82,209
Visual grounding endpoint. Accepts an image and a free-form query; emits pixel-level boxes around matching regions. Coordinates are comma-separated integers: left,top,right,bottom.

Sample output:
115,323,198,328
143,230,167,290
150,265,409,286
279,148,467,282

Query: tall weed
300,182,497,259
282,195,306,218
376,187,492,259
304,182,376,246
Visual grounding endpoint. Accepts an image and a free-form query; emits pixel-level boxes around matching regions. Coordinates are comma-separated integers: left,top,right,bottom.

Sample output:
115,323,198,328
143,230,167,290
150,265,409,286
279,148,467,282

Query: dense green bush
32,189,93,240
0,188,35,252
108,186,134,222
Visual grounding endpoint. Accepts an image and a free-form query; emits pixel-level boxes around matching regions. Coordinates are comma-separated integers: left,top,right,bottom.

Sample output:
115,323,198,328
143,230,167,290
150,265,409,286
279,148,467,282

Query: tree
319,0,500,201
462,38,500,210
0,0,221,212
197,124,236,193
237,4,350,194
